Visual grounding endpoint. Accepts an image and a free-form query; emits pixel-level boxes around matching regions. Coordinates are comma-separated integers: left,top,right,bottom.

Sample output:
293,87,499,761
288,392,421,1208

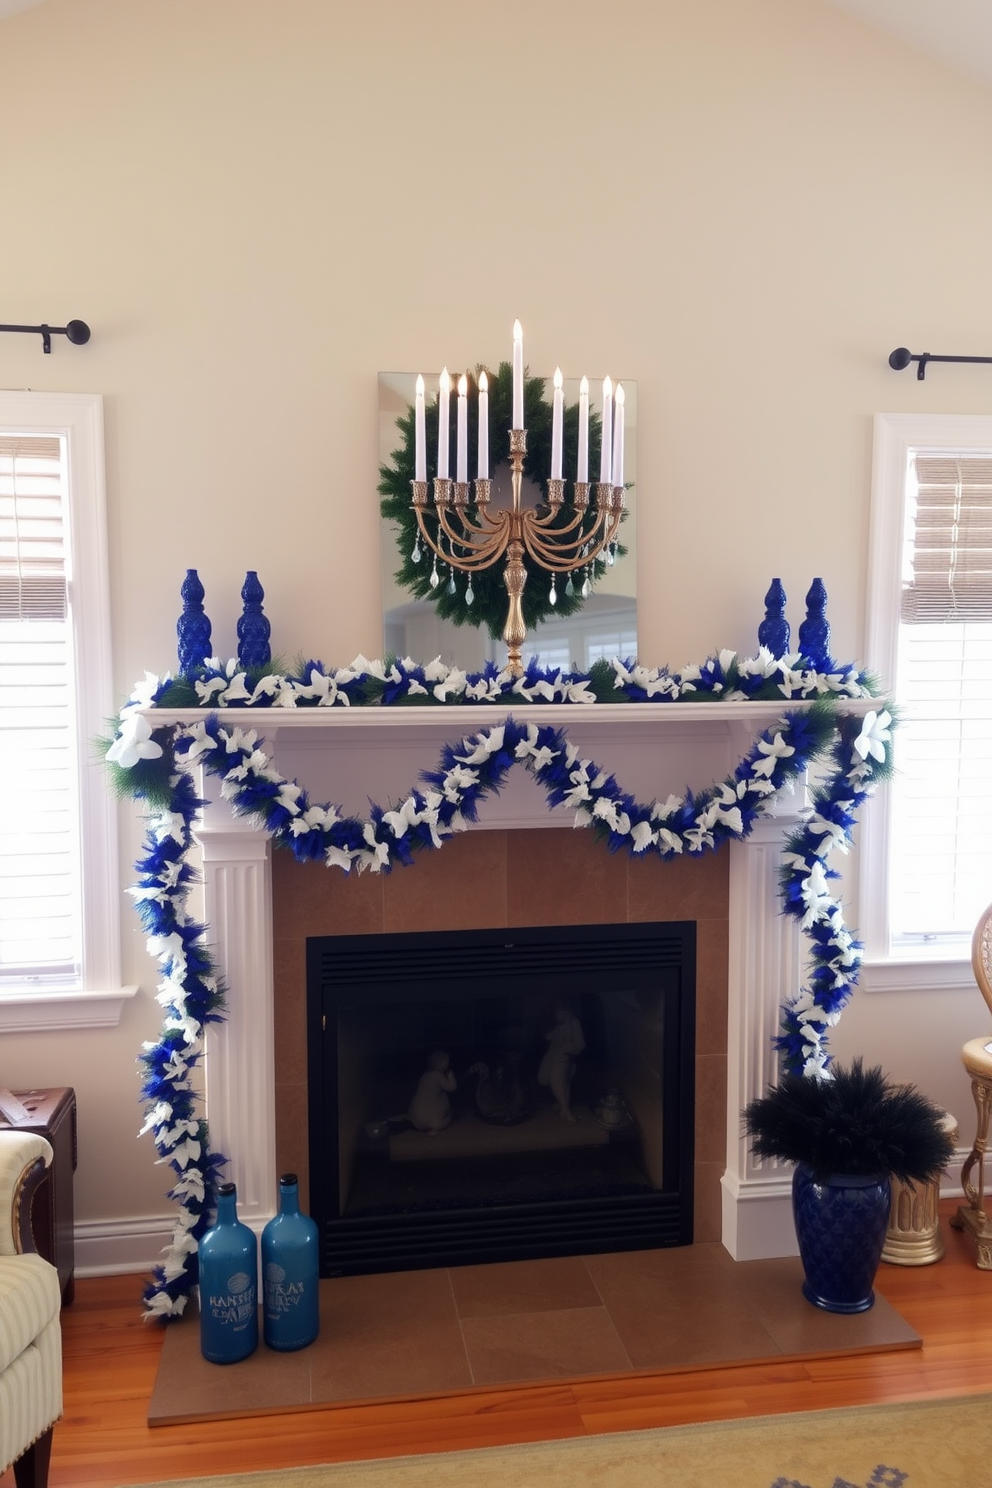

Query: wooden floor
6,1202,992,1488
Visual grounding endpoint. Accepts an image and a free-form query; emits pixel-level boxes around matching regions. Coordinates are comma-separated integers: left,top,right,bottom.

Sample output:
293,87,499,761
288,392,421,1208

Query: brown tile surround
271,829,729,1243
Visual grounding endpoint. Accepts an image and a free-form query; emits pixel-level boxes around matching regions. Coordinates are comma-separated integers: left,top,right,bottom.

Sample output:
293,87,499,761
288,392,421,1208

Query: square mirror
379,372,637,672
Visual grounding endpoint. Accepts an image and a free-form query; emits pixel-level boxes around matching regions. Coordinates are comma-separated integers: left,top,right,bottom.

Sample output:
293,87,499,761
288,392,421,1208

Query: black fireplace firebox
306,920,695,1277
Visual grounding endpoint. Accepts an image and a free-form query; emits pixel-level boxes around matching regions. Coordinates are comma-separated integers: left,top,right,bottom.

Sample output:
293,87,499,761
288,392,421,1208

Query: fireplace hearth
306,921,695,1275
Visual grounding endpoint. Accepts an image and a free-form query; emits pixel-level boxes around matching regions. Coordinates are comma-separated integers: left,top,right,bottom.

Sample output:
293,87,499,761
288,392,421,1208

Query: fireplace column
196,771,277,1233
723,799,804,1260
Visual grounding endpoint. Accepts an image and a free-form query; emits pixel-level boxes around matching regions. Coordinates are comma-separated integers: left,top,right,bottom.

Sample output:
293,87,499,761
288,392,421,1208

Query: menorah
411,321,627,677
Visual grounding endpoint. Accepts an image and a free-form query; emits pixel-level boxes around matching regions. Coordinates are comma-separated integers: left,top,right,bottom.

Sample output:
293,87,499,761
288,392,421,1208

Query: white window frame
859,412,992,993
0,391,135,1031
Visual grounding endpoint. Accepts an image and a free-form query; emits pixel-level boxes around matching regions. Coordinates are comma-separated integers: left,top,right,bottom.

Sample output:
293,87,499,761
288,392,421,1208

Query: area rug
124,1393,992,1488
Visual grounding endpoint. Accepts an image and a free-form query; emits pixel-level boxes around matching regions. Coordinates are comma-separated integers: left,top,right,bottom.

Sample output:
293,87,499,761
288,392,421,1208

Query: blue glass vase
237,570,271,670
792,1164,891,1314
176,568,212,677
198,1182,258,1363
758,577,790,658
797,577,832,672
261,1173,320,1352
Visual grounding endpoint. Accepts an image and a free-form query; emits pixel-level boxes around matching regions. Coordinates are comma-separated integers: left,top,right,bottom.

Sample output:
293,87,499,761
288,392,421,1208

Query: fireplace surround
188,700,832,1262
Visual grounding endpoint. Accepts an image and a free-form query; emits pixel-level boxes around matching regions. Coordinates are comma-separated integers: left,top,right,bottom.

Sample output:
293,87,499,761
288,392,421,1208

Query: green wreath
378,361,627,639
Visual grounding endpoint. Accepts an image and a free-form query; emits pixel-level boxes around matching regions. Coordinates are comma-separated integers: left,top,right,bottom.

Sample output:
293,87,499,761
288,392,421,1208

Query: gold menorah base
411,428,625,677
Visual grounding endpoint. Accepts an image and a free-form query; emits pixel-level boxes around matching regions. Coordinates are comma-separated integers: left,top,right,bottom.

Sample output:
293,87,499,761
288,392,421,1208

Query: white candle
578,375,589,483
414,374,426,482
456,374,468,484
612,382,625,488
478,370,489,479
551,366,564,480
437,367,450,479
512,319,524,430
600,376,613,485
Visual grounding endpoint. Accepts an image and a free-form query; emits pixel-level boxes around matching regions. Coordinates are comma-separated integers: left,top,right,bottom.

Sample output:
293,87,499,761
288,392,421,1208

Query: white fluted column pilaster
195,772,276,1234
722,806,804,1259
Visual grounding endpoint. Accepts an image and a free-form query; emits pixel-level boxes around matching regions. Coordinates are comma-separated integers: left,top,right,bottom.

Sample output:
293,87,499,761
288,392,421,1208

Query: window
861,414,992,989
0,436,80,981
521,612,639,673
0,392,134,1030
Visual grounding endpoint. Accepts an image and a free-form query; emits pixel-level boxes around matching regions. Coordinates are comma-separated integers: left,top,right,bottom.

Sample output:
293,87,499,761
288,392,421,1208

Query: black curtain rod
0,320,90,354
889,346,992,381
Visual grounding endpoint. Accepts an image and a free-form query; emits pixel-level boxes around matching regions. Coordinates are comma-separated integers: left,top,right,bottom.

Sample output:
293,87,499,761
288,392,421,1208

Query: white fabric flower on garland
752,730,795,778
853,708,892,764
107,711,164,768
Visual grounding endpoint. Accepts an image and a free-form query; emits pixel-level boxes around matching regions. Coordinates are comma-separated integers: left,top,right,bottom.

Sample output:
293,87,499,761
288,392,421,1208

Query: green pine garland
378,362,627,640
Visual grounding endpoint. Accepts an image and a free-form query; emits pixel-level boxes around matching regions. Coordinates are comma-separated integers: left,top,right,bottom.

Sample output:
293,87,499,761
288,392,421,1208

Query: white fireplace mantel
161,698,874,1260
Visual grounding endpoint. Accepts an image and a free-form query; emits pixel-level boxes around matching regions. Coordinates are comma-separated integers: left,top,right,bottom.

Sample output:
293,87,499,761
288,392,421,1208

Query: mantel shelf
139,696,876,734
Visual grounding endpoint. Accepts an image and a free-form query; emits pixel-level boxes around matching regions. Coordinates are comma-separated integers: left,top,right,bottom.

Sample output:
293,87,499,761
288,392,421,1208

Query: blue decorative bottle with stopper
177,569,212,676
758,578,790,658
261,1173,320,1352
237,570,271,670
798,577,832,673
197,1181,258,1364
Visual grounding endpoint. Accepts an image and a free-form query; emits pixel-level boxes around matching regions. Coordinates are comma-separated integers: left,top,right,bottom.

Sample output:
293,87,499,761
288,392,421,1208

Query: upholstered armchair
0,1131,63,1488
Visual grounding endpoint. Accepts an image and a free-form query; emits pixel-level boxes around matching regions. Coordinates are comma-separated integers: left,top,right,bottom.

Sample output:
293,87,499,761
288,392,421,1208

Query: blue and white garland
111,645,871,722
105,652,891,1318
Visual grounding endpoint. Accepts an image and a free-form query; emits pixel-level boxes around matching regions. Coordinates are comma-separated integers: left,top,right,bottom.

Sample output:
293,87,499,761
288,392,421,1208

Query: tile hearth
148,1246,919,1426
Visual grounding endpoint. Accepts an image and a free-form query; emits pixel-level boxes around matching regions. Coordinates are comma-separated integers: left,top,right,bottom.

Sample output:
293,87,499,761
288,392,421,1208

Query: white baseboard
73,1215,175,1278
721,1171,799,1261
71,1153,973,1280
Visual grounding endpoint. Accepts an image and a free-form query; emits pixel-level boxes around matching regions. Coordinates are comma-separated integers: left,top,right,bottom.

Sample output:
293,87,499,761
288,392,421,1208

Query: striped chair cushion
0,1314,62,1476
0,1253,61,1374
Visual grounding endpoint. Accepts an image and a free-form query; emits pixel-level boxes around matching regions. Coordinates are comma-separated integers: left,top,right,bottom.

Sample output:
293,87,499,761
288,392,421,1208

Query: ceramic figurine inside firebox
538,1001,586,1123
408,1049,457,1135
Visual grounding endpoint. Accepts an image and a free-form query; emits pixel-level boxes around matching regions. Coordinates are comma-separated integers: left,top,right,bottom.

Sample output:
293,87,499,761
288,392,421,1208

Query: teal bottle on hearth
198,1182,258,1363
261,1172,320,1351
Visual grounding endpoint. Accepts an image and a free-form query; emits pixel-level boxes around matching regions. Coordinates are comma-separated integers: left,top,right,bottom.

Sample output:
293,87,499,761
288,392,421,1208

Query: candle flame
615,383,625,406
580,376,589,395
415,374,424,396
458,374,468,397
439,367,450,393
513,319,523,342
603,375,613,398
479,371,488,392
553,366,563,389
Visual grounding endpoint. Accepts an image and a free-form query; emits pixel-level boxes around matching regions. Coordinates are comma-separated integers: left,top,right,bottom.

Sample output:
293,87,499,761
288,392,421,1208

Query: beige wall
1,0,989,1234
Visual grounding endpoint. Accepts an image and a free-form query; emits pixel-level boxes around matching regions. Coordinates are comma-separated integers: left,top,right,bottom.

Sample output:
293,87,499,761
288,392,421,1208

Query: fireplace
192,701,811,1264
306,920,695,1275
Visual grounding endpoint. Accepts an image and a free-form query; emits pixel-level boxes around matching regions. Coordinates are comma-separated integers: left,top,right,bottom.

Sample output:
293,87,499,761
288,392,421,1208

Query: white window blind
0,435,82,984
889,454,992,947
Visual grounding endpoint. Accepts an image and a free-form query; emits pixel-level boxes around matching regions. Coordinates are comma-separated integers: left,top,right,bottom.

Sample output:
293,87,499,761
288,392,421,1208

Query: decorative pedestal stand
882,1112,958,1266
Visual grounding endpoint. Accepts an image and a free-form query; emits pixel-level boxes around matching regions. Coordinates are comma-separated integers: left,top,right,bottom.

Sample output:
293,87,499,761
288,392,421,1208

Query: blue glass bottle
237,570,272,670
198,1182,258,1364
261,1173,320,1351
176,568,212,677
758,577,790,658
